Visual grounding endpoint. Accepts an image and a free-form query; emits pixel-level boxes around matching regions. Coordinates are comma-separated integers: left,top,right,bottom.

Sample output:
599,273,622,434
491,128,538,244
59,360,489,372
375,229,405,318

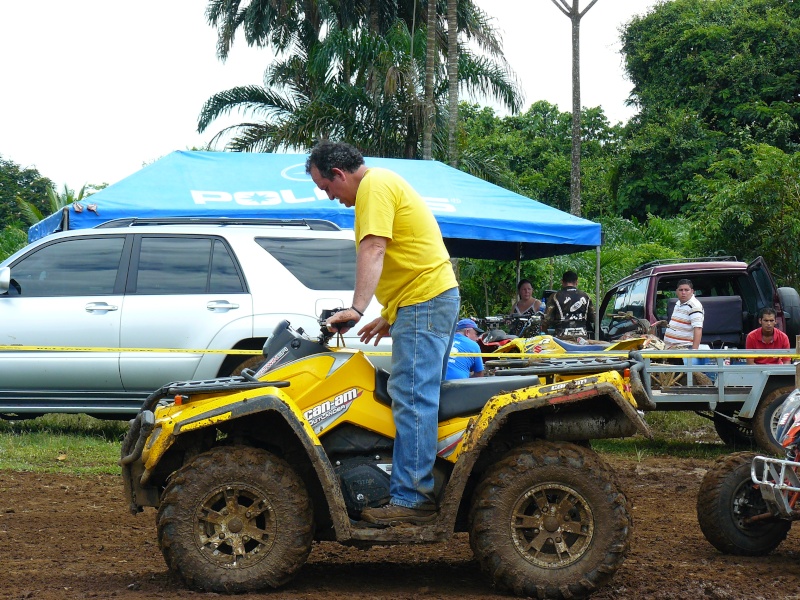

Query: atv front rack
751,455,800,518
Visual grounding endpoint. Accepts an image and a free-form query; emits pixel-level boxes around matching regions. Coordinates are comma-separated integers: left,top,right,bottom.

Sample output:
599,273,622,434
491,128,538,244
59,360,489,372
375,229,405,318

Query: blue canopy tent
29,151,602,263
29,151,604,333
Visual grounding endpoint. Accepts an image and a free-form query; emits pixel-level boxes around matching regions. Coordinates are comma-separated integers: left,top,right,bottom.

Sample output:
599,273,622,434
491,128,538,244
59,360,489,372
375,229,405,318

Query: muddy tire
468,441,631,599
696,452,790,556
712,412,755,449
157,445,313,592
753,387,794,455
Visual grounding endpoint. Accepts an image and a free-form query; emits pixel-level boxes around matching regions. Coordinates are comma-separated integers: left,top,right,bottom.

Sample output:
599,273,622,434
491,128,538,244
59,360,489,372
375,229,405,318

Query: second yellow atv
121,310,652,599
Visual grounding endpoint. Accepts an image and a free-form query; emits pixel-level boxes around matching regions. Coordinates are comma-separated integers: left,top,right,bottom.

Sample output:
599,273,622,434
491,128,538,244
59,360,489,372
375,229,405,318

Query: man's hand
325,307,362,334
359,317,390,346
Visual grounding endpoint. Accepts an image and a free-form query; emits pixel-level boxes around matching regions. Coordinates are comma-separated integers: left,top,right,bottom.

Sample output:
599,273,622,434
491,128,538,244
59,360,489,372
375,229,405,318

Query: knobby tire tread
157,445,313,592
468,440,631,599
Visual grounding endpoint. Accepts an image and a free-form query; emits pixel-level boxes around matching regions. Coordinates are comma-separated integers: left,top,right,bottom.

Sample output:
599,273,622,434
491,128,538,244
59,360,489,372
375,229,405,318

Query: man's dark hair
561,270,578,285
305,141,364,180
676,278,693,289
759,307,777,319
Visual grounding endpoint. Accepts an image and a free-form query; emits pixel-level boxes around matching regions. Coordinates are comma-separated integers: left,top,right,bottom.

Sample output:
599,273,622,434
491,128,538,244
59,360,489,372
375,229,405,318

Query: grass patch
0,414,128,474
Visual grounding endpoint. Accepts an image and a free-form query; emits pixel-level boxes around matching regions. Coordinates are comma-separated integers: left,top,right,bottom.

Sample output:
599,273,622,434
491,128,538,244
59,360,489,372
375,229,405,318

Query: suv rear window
133,236,245,294
256,238,356,290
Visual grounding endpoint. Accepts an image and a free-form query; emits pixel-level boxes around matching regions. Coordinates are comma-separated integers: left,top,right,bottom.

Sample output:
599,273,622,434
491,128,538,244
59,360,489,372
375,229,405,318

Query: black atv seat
373,368,541,422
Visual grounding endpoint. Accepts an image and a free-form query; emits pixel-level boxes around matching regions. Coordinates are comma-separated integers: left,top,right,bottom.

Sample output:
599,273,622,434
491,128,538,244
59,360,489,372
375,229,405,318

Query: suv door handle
206,300,240,311
85,302,119,312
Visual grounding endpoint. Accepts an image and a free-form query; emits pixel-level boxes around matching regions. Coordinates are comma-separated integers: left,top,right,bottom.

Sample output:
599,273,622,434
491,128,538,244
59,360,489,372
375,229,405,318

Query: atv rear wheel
753,387,794,455
696,452,790,556
157,445,313,593
468,441,631,599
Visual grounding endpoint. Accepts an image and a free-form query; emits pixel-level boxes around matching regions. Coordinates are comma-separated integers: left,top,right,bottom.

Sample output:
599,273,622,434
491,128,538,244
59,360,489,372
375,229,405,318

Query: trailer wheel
697,452,790,555
753,387,794,455
157,445,313,592
712,412,754,449
469,441,631,598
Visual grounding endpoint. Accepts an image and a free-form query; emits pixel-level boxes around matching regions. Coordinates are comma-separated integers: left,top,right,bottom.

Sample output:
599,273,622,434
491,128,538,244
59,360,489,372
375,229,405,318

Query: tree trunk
447,0,459,167
423,0,437,160
551,0,600,217
570,9,581,216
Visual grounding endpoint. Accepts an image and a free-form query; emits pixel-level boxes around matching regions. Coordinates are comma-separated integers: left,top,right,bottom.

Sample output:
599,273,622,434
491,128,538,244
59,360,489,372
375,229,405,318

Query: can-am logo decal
303,388,362,431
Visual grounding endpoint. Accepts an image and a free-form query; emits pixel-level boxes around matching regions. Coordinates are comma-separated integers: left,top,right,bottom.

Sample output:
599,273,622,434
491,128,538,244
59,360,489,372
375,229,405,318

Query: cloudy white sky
0,0,658,191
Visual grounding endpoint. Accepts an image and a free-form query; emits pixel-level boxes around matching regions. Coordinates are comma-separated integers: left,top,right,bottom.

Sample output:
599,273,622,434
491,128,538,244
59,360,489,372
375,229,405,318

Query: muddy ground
2,454,799,600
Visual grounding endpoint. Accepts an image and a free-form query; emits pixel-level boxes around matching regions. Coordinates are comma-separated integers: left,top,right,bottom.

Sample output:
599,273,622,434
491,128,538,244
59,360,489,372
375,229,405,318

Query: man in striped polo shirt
664,279,704,349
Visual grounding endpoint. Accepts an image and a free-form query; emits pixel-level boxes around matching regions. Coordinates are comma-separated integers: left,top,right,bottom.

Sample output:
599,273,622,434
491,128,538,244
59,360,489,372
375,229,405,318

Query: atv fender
434,378,651,535
132,391,353,539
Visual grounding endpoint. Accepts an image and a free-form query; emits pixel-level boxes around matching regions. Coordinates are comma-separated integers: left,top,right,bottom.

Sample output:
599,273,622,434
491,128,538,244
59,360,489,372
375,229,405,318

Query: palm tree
199,0,522,159
198,16,521,158
15,184,86,226
446,0,458,166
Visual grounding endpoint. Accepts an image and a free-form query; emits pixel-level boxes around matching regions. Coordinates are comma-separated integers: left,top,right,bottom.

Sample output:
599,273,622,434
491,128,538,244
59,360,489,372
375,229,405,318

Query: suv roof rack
95,217,341,231
633,256,739,273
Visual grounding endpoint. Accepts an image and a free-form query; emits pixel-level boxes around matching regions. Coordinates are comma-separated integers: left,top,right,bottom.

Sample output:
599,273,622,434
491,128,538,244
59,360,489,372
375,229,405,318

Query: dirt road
2,454,799,600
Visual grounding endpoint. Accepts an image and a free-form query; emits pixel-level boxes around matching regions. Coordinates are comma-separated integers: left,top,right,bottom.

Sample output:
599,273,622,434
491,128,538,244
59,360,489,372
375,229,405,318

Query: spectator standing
542,271,594,338
663,279,704,349
746,307,791,364
307,141,460,527
445,319,486,380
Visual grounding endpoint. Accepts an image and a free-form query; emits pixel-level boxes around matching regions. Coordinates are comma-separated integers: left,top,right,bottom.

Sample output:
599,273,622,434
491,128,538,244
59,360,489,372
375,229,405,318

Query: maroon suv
598,257,800,347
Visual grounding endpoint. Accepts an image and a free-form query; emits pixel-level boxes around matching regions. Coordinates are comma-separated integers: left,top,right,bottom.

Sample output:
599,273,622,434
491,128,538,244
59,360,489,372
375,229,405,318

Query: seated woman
511,279,541,316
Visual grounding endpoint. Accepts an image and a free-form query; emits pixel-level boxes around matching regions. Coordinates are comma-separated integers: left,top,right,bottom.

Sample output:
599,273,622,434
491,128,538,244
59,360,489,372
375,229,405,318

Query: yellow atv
121,310,652,599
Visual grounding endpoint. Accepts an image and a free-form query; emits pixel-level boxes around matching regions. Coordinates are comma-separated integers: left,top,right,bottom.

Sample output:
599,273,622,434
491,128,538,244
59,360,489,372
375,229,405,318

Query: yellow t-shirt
355,167,457,324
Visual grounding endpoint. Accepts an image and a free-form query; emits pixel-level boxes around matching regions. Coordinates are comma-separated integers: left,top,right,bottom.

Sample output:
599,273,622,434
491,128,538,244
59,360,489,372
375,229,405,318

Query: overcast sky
0,0,659,192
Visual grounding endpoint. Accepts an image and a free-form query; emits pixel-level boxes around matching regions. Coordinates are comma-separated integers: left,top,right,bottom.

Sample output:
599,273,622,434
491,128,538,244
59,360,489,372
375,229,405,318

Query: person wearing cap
445,319,486,380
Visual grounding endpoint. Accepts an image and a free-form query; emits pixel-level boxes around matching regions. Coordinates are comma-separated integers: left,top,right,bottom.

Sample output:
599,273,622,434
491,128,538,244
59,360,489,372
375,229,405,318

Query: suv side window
8,236,126,297
255,238,356,290
133,237,245,294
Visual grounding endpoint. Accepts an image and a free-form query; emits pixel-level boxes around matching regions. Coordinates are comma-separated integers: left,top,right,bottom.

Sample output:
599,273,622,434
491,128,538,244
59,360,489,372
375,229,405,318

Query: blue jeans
387,287,460,509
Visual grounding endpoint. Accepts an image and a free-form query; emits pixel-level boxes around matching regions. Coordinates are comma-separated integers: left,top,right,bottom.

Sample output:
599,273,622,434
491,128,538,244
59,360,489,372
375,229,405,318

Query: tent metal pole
594,245,601,340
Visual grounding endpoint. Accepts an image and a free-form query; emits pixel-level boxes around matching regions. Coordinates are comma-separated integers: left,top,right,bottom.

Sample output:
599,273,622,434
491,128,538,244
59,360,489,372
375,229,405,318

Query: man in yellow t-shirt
307,141,459,527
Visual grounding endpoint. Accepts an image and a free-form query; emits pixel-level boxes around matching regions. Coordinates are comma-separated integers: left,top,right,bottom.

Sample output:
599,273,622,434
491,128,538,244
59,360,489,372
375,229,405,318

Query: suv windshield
256,238,356,290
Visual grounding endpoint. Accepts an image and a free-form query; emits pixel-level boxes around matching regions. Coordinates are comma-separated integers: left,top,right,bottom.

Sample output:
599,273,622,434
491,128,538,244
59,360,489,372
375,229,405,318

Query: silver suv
0,218,387,418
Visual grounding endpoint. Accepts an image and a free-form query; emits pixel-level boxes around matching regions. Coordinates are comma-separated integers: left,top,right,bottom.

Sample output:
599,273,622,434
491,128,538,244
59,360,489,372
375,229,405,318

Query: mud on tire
468,441,631,599
157,445,314,593
696,452,790,556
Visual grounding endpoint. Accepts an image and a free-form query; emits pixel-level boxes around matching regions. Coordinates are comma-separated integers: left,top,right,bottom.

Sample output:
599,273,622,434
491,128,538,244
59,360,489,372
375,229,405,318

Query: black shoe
360,503,437,526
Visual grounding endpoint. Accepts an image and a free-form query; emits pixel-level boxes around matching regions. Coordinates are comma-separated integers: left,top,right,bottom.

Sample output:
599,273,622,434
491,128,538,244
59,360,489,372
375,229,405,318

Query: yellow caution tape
0,346,796,361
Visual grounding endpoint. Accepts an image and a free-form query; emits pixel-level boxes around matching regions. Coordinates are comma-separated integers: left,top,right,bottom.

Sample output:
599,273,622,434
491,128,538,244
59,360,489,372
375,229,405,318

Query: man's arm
692,327,702,350
745,330,757,364
326,234,388,332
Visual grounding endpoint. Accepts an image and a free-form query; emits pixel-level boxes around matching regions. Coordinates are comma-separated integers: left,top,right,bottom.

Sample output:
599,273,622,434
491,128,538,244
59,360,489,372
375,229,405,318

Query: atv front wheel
468,441,631,599
157,445,314,592
696,452,790,555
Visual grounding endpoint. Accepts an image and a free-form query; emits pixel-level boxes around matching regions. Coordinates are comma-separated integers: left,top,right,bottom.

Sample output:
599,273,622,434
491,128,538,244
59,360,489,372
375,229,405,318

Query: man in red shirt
746,308,791,364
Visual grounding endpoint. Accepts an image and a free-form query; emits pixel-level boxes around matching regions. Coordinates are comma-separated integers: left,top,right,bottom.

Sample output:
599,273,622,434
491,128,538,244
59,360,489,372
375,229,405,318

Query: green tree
617,0,800,218
459,101,621,215
690,144,800,289
0,155,52,230
16,184,86,227
199,0,521,158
